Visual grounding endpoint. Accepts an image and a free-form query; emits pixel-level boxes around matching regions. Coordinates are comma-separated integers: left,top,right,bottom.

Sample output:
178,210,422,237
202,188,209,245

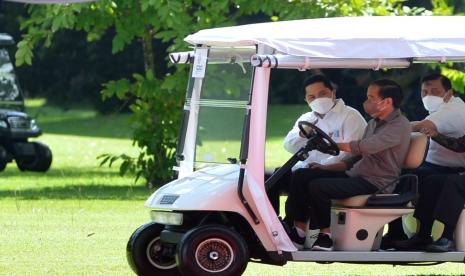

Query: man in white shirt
385,73,465,249
267,74,367,217
412,73,465,172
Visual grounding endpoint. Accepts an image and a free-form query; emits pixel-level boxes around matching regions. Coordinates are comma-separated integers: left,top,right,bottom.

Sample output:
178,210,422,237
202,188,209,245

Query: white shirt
425,96,465,167
283,99,367,170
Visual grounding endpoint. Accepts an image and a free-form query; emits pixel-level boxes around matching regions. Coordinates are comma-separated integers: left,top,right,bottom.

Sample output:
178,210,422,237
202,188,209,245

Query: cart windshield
0,48,23,109
193,54,252,167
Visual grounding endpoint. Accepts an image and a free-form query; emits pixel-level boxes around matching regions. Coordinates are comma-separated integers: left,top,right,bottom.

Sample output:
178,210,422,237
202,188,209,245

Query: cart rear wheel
127,222,181,276
177,225,249,276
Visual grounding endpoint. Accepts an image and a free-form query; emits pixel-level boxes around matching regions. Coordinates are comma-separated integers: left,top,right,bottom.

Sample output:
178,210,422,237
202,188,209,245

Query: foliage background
1,0,465,185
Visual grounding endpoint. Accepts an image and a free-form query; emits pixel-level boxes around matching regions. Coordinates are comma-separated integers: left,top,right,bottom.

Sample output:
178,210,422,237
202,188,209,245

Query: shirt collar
376,108,401,124
331,99,345,113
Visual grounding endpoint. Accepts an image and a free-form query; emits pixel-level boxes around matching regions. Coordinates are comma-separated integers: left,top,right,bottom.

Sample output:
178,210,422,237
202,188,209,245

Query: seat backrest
403,132,429,169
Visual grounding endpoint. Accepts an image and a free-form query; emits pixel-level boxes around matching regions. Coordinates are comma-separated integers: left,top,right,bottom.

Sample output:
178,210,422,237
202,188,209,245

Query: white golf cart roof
185,16,465,60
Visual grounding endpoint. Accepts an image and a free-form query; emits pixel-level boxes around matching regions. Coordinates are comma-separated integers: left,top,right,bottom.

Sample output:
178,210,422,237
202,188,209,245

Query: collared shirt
425,96,465,167
345,109,411,193
283,99,367,170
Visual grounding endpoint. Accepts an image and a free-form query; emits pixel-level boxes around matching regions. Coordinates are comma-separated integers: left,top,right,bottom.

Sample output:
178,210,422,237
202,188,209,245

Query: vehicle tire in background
127,222,181,276
16,142,52,172
0,146,7,171
177,224,249,276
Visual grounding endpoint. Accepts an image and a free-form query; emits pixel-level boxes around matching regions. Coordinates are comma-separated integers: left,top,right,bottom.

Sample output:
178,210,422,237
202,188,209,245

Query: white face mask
422,95,444,113
309,97,334,114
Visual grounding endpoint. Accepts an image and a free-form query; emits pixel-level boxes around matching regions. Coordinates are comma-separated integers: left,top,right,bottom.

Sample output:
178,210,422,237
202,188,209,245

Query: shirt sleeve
432,133,465,153
283,113,312,154
350,118,411,155
426,109,455,133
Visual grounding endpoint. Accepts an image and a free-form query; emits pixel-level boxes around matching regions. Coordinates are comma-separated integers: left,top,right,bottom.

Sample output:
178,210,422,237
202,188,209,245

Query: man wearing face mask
383,74,465,249
266,74,366,218
411,73,465,174
286,79,410,251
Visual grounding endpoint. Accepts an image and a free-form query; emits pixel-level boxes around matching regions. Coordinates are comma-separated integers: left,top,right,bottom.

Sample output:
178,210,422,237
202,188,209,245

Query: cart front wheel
127,222,181,276
177,225,249,276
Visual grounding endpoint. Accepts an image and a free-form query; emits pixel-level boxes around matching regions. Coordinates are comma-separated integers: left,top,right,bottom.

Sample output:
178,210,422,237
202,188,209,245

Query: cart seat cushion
403,132,428,169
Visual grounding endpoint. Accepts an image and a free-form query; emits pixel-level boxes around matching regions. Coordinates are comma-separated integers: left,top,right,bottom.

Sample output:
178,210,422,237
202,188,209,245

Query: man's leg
384,162,445,248
305,177,378,230
285,168,346,249
295,176,378,251
414,175,445,237
285,168,344,224
426,174,465,251
265,168,292,216
395,174,457,251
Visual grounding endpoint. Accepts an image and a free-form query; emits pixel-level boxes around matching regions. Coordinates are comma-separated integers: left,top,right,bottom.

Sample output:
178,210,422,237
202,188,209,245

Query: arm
307,161,349,171
411,119,437,132
432,133,465,153
350,120,411,155
283,113,313,154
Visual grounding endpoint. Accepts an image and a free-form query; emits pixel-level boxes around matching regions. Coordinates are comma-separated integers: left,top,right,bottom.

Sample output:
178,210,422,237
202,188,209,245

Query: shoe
288,227,305,250
394,235,433,251
426,237,454,252
380,233,408,250
311,233,333,251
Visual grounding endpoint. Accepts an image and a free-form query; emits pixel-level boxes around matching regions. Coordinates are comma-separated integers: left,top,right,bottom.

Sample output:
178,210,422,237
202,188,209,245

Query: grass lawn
1,100,464,275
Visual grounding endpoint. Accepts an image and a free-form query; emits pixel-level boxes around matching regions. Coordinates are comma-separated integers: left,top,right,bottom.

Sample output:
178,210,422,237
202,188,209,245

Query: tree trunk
141,26,155,73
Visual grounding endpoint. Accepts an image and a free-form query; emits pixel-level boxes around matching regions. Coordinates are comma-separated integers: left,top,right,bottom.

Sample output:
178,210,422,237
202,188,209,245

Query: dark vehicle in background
0,33,52,172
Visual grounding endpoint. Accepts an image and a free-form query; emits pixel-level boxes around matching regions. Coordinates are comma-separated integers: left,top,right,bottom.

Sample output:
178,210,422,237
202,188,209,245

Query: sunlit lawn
0,100,464,275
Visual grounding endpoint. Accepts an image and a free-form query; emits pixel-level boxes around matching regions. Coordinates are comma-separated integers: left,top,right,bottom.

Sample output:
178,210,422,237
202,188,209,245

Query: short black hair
303,74,334,91
370,79,403,108
421,73,452,91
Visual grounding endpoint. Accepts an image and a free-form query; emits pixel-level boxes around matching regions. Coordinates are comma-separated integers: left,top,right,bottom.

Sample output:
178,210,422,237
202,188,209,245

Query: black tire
126,222,181,276
0,146,7,172
177,225,249,276
16,142,52,172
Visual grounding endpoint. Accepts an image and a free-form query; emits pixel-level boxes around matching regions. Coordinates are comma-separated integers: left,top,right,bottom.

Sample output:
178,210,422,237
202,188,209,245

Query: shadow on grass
0,184,152,200
1,167,122,178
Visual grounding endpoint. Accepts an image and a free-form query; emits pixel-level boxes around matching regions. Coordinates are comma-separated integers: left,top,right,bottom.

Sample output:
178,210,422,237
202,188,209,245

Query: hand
336,143,351,152
420,128,438,137
306,162,325,169
299,126,315,138
444,90,453,103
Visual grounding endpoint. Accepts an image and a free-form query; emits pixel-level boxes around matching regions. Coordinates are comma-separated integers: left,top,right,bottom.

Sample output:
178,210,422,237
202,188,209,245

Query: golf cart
126,16,465,275
0,33,52,172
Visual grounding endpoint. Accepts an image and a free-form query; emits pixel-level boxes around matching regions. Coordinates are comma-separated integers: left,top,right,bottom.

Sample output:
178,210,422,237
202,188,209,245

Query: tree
15,0,423,186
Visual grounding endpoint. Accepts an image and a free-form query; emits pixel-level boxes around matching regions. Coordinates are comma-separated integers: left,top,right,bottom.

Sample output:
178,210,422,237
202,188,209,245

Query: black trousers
414,174,465,233
387,162,465,238
266,168,292,216
286,168,378,230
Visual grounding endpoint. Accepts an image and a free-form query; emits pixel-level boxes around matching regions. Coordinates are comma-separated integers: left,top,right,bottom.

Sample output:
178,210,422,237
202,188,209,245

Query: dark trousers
414,174,465,239
266,169,292,216
286,168,378,230
387,162,465,238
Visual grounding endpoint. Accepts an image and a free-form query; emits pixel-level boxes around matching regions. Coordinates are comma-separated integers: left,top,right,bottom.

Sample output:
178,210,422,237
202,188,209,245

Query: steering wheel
298,121,340,156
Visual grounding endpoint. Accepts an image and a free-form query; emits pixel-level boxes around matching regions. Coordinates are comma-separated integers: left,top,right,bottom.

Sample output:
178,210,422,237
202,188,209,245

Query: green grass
1,100,465,275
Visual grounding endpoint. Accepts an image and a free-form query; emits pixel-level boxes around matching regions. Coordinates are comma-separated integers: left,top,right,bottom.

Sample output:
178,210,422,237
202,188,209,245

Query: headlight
150,211,183,225
30,119,38,130
0,120,7,128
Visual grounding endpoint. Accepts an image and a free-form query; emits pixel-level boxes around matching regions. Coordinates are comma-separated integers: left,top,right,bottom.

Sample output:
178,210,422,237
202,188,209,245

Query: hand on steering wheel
298,121,340,156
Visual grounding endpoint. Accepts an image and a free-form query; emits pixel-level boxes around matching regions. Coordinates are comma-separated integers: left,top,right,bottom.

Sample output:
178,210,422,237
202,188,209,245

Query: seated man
286,79,411,251
384,73,465,247
395,129,465,252
411,73,465,175
267,74,366,216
